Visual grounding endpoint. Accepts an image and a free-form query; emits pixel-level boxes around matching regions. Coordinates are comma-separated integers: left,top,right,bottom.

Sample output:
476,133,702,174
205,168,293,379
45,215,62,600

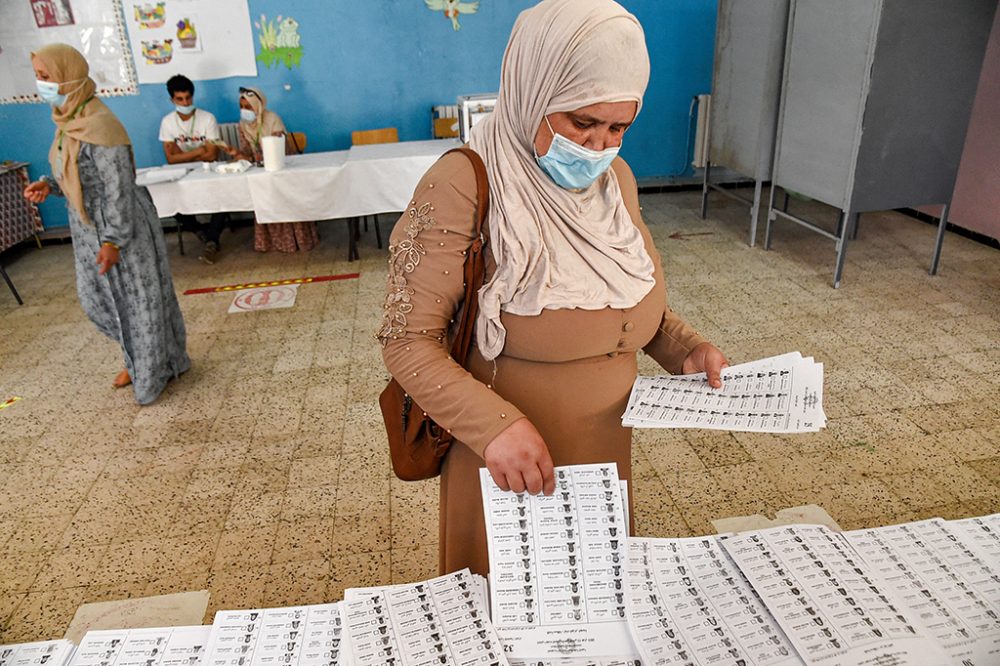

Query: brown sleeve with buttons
610,158,708,375
377,152,525,458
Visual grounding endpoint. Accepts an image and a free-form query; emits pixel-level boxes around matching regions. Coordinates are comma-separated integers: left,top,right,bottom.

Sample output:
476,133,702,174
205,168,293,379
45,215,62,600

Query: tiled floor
1,189,998,642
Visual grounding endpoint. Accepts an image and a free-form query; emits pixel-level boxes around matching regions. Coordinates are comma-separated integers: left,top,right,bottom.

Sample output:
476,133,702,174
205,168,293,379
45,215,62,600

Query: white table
140,138,461,223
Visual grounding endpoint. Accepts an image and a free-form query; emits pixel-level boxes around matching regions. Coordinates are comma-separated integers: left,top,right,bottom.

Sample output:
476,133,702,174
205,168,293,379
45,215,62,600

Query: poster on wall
31,0,75,28
125,0,257,84
0,0,138,104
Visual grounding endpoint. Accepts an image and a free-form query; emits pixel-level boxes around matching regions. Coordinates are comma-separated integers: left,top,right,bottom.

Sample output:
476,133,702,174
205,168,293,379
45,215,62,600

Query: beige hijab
239,86,285,154
34,44,131,225
468,0,655,361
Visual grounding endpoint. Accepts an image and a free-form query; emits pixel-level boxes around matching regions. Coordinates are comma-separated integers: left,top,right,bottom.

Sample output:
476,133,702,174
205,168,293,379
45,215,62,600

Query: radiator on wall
692,94,711,168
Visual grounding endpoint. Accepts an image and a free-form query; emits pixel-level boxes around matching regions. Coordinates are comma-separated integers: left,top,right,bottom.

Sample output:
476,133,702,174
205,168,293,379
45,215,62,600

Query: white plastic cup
261,136,285,172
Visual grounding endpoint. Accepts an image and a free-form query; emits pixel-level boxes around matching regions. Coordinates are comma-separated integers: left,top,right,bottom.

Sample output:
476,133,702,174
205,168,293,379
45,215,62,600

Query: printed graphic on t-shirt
174,134,209,152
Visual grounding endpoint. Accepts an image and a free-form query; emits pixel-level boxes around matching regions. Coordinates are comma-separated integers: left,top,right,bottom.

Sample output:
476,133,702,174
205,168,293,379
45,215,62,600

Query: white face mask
36,78,85,107
175,104,195,115
240,108,257,123
534,116,620,190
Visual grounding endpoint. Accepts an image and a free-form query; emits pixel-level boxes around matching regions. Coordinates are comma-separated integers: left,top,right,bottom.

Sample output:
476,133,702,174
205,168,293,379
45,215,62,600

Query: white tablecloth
141,138,461,223
247,151,350,223
140,164,255,216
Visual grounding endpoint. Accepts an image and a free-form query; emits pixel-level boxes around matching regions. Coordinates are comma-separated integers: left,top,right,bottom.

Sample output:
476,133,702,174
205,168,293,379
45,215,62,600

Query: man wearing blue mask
158,74,226,263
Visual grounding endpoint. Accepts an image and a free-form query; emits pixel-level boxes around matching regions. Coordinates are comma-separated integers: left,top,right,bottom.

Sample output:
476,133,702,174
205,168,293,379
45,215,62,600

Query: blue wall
1,0,717,229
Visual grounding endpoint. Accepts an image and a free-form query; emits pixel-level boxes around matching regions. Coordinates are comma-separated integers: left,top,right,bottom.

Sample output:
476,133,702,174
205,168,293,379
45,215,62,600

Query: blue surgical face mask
240,108,257,123
36,79,67,107
535,116,620,190
175,104,195,115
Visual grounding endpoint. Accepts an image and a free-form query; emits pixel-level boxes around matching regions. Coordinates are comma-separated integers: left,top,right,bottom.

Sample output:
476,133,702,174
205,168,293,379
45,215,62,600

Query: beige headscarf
468,0,655,362
34,44,131,225
239,86,285,155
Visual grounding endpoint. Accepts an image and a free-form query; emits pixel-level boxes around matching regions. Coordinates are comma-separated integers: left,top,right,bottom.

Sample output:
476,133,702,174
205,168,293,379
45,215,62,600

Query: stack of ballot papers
0,641,75,666
623,352,826,433
201,603,342,666
340,570,503,666
480,463,638,661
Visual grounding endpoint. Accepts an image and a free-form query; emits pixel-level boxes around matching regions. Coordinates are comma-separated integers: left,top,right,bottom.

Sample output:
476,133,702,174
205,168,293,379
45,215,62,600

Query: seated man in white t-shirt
159,74,226,264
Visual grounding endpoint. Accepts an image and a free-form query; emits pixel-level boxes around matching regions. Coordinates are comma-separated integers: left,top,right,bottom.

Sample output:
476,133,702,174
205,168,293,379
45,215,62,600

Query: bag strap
442,146,489,366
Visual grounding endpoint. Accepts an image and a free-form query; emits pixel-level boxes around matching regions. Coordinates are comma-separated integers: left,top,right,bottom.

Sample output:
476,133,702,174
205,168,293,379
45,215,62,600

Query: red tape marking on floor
183,273,360,295
0,397,22,411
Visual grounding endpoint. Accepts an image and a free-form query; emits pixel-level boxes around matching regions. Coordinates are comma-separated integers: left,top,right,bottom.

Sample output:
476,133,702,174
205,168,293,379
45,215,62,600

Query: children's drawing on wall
31,0,75,28
424,0,479,31
134,2,166,29
141,39,173,64
176,16,200,51
255,14,302,69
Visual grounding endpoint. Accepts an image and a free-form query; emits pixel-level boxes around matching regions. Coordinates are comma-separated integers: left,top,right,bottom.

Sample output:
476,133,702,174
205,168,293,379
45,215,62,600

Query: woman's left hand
96,244,120,275
682,342,729,389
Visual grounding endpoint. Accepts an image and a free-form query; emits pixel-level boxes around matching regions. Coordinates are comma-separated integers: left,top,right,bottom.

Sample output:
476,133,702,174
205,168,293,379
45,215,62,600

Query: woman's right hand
483,418,556,496
24,180,51,204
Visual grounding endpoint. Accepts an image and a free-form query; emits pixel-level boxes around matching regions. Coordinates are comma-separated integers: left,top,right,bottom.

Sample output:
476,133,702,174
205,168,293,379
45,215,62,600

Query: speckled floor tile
1,193,998,641
390,545,438,583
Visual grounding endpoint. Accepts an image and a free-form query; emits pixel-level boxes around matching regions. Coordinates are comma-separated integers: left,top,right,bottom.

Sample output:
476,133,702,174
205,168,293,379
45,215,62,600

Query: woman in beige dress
223,86,319,253
377,0,727,576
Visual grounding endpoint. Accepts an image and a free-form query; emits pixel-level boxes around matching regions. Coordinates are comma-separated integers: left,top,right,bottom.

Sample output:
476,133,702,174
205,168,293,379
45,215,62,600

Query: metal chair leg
748,179,763,248
177,222,185,255
373,215,383,249
700,160,711,219
930,203,949,276
348,218,360,261
764,185,780,250
832,211,854,289
0,262,23,305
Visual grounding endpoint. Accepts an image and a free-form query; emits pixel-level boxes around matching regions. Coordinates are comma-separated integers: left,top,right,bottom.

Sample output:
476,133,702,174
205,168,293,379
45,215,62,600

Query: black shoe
199,241,219,264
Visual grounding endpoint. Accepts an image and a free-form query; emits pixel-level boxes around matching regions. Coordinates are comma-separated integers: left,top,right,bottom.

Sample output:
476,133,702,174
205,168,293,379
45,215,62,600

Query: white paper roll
261,136,285,172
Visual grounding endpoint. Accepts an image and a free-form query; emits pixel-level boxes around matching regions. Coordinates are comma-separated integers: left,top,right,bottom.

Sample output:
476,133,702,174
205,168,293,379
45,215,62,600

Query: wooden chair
351,127,399,146
433,117,460,139
346,127,399,259
288,131,307,154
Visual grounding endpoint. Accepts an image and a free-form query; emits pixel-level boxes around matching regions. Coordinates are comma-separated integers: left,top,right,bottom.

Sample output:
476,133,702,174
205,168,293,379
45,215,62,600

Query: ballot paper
844,519,1000,665
203,603,342,666
480,464,637,660
510,658,642,666
0,641,75,666
948,513,1000,568
340,569,507,666
625,537,802,666
720,525,949,665
70,627,211,666
623,352,825,433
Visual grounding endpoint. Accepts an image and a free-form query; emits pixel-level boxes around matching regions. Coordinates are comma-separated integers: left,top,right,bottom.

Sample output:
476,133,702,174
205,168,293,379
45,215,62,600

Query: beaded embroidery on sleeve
375,202,437,344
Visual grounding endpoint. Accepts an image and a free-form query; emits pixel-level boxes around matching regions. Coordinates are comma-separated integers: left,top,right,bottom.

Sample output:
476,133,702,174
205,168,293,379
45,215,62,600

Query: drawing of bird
425,0,479,31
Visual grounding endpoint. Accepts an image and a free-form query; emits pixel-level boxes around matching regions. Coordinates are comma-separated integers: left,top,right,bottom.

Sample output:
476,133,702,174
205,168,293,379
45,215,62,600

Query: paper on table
341,569,507,666
0,641,75,666
623,352,825,433
948,513,1000,570
202,604,342,666
720,525,949,665
844,518,1000,665
480,463,637,660
69,627,211,666
625,536,802,666
135,167,193,187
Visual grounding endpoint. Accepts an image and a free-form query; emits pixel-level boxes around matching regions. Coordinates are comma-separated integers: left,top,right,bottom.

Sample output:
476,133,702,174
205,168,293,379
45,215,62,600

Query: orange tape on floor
183,272,360,295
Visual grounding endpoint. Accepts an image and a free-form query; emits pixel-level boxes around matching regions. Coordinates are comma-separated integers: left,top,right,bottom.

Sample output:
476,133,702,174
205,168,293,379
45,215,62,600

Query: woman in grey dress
23,44,189,405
